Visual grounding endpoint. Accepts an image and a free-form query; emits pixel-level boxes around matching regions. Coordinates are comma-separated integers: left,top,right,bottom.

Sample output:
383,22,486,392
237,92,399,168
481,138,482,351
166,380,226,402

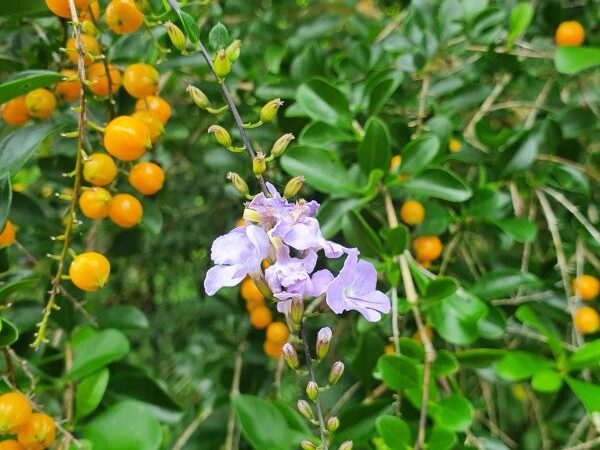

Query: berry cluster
0,391,55,450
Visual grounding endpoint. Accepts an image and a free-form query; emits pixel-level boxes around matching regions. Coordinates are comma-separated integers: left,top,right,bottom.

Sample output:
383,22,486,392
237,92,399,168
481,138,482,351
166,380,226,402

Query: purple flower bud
328,361,345,385
327,416,340,433
306,381,319,402
297,399,314,421
338,441,353,450
300,440,317,450
316,327,332,361
282,343,299,370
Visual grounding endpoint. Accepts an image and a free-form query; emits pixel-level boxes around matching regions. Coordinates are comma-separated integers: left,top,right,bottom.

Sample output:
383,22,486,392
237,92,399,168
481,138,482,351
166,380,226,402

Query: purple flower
325,249,391,322
204,224,270,295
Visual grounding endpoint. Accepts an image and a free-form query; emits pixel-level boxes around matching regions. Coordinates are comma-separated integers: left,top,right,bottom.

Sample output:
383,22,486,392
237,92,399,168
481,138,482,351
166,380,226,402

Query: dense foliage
1,0,600,449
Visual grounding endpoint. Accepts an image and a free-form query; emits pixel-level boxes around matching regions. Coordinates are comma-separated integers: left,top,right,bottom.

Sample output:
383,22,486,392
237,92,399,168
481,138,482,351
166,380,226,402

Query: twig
566,415,589,447
414,73,430,135
439,232,460,276
525,78,553,129
224,341,245,450
2,348,15,387
172,407,213,450
330,381,362,416
59,344,74,449
390,287,400,354
373,11,407,43
526,386,551,450
562,436,600,450
536,155,600,183
466,45,553,59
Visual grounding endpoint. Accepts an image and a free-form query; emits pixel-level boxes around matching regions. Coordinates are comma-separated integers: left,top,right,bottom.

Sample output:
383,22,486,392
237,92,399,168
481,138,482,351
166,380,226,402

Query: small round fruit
574,306,600,335
87,63,121,97
555,21,585,47
83,153,118,186
400,200,425,226
2,97,29,126
69,252,110,291
389,155,401,172
384,344,395,354
16,413,56,450
0,391,31,434
109,193,143,228
128,161,165,195
263,340,283,359
105,0,144,34
103,115,151,161
250,306,272,329
134,95,171,124
79,187,112,219
132,111,163,143
266,322,289,344
448,138,461,153
24,89,56,119
412,326,435,344
240,277,265,308
0,220,16,247
573,275,600,301
55,69,81,102
80,0,100,20
45,0,90,18
123,63,159,99
413,235,443,262
66,34,100,66
0,440,25,450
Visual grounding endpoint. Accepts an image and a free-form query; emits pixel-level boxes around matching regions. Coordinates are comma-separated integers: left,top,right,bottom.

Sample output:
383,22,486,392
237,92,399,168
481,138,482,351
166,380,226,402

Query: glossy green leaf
496,350,552,381
366,70,403,116
566,377,600,413
497,124,547,176
208,23,229,50
493,218,537,243
69,329,130,380
358,117,391,175
555,47,600,74
97,305,149,331
429,393,474,431
531,369,563,393
507,2,533,48
76,369,110,420
455,348,506,368
342,210,384,257
429,292,487,345
471,268,540,299
0,0,47,16
0,174,11,230
0,318,18,347
376,415,411,450
569,339,600,370
423,278,458,301
432,350,459,376
399,134,440,175
178,11,199,44
295,78,351,128
377,354,419,391
426,427,457,450
381,225,409,256
317,197,366,239
0,71,63,104
0,124,61,176
400,168,472,202
299,121,355,146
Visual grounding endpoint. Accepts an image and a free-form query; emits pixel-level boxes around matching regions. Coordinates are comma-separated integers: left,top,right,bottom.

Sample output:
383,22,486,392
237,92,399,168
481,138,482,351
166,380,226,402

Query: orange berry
573,275,600,301
16,413,56,450
448,138,461,153
0,392,31,434
109,193,143,228
45,0,90,18
266,322,289,344
105,0,144,35
79,187,112,219
555,21,585,47
389,155,401,172
412,326,435,344
240,277,264,304
24,88,56,119
263,340,283,359
574,306,600,335
0,440,25,450
250,305,272,329
54,69,81,102
384,344,395,354
0,220,16,248
134,95,171,124
66,34,100,66
128,161,165,195
87,63,121,97
80,0,100,20
132,111,164,143
123,63,159,99
83,153,118,186
2,97,29,126
412,236,443,263
103,115,151,161
69,252,110,291
400,200,425,226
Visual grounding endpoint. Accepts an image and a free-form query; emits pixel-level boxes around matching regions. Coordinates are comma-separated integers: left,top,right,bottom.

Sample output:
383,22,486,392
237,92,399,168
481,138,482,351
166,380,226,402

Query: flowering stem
301,326,328,449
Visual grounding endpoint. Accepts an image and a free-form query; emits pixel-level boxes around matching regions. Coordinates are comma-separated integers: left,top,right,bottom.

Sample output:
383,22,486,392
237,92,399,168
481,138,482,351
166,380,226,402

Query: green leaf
317,197,366,239
141,199,163,236
399,135,440,175
299,121,356,146
569,339,600,370
493,218,537,243
0,71,63,104
531,369,563,393
208,22,229,50
432,350,459,376
76,369,110,420
234,394,303,450
0,318,18,347
471,268,540,299
97,305,149,331
376,415,411,450
178,11,199,44
0,124,61,176
377,354,419,391
357,117,391,175
281,145,357,195
69,329,130,380
295,78,351,128
497,124,547,176
400,168,472,202
555,47,600,74
366,70,403,116
427,427,457,450
0,0,48,16
429,393,474,431
566,377,600,413
342,211,384,257
507,2,533,48
423,278,458,301
429,292,487,345
496,350,552,381
83,401,162,450
381,225,409,256
0,174,11,230
455,348,506,368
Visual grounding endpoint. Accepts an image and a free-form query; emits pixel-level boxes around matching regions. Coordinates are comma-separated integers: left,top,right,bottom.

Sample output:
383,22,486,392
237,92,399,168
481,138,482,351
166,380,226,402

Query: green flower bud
226,39,241,62
207,125,232,148
271,133,295,158
316,327,332,361
213,49,231,80
300,440,317,450
290,297,304,327
327,416,340,433
165,21,187,53
328,361,344,385
253,152,267,176
187,85,210,109
226,172,249,197
260,98,284,123
297,400,314,421
306,381,319,402
283,176,305,198
283,343,299,370
338,441,353,450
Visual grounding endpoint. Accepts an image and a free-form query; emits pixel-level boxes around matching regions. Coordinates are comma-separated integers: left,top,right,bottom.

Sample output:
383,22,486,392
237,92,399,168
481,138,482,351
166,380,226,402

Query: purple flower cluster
204,184,391,322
